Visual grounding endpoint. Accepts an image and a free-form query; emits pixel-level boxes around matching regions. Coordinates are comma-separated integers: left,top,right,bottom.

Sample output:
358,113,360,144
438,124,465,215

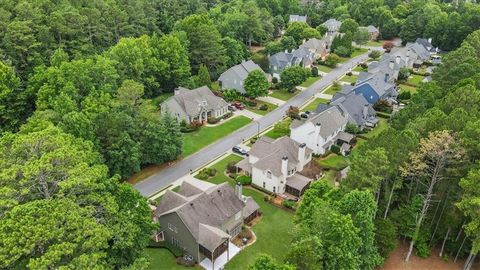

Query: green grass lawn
340,74,358,83
317,65,333,73
264,118,291,139
300,76,321,87
246,100,278,116
146,248,203,270
210,81,220,92
269,89,299,101
303,98,330,112
182,116,252,157
351,47,369,57
353,65,366,72
363,118,389,139
407,74,425,86
316,153,349,170
150,92,174,107
321,170,337,186
205,154,244,184
366,40,384,47
323,83,342,95
399,84,418,95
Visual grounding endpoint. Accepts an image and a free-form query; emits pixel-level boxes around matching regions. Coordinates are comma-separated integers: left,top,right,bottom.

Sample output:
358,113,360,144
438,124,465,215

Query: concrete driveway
134,52,370,198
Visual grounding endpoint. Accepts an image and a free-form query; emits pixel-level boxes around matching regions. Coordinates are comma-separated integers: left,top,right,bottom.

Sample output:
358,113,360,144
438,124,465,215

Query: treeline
249,29,480,270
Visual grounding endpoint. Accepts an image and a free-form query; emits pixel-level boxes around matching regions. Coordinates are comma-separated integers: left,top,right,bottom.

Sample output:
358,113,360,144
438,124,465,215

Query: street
135,52,371,197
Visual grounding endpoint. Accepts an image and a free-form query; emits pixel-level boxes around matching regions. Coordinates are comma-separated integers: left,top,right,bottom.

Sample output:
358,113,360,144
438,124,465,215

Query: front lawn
351,47,369,57
269,89,299,101
303,98,330,112
300,76,321,87
340,74,358,83
363,118,389,139
183,116,252,157
246,100,278,116
264,118,292,139
316,153,349,170
204,154,244,185
317,65,333,73
353,65,366,72
146,248,202,270
323,83,342,95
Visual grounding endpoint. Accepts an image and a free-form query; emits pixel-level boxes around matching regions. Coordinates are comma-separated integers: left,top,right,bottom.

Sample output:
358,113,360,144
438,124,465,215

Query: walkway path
257,95,286,106
135,52,370,197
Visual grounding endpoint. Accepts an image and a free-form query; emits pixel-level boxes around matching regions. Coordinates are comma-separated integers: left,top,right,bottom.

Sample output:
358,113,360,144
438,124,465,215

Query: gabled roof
291,106,347,140
219,60,264,82
415,38,437,52
353,71,396,99
243,197,260,218
329,92,376,126
249,136,313,177
406,42,430,60
166,86,228,117
269,51,294,69
177,177,215,197
286,173,312,191
198,223,230,251
289,15,307,23
366,25,379,33
300,38,327,54
322,18,342,32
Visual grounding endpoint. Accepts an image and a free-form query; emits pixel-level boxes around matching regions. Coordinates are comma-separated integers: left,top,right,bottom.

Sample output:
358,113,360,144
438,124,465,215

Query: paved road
135,52,370,197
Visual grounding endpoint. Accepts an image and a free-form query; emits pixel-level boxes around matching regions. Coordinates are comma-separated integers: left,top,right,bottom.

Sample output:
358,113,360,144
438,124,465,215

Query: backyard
399,84,418,95
182,116,252,157
246,100,277,116
146,248,202,270
316,153,349,171
269,89,300,101
407,74,425,87
363,118,389,139
302,98,330,112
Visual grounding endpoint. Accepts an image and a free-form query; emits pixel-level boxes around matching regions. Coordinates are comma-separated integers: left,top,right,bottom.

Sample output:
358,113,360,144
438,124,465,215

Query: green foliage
339,19,359,35
324,53,341,68
196,64,212,87
285,236,323,269
236,175,252,185
284,22,320,45
398,90,412,100
345,123,361,134
369,50,382,60
332,34,353,57
353,28,370,47
280,66,310,90
222,89,239,102
311,66,319,77
245,70,270,98
222,37,248,67
248,254,295,270
282,200,296,209
398,67,410,81
334,46,351,57
0,61,27,133
374,218,398,259
280,36,297,52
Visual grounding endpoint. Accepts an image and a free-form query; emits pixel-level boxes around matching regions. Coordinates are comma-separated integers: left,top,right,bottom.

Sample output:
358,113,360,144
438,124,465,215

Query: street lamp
252,118,260,138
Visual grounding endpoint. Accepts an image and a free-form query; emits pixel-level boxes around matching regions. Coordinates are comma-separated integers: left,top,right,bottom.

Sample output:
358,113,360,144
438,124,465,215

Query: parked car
304,111,311,115
300,113,309,119
232,102,245,110
228,105,237,111
232,146,248,156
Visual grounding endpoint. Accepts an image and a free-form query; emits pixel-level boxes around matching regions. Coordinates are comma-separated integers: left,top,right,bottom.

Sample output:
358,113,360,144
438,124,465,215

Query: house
362,25,380,41
153,178,260,266
415,38,439,54
389,42,430,68
289,15,307,24
368,53,406,81
337,71,397,104
290,106,348,155
321,92,378,129
160,86,229,124
324,31,344,49
323,18,342,33
300,38,328,60
236,136,314,197
218,60,266,94
268,48,315,79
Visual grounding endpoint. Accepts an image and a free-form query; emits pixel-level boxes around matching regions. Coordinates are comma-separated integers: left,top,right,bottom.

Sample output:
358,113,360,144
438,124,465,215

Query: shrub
280,66,310,90
244,100,257,107
250,136,258,144
360,62,368,69
376,112,391,119
221,112,233,119
345,123,360,134
286,106,300,119
259,104,268,111
374,218,398,259
398,91,412,100
311,66,319,77
229,173,238,179
272,77,278,84
334,46,351,57
330,144,340,154
264,195,271,202
196,171,209,180
373,99,393,113
325,53,341,67
222,89,239,102
236,175,252,185
369,50,382,60
180,119,187,127
282,200,296,209
187,120,202,130
383,41,394,52
346,71,353,76
415,234,430,258
197,168,216,179
227,161,237,174
207,117,219,124
398,67,410,81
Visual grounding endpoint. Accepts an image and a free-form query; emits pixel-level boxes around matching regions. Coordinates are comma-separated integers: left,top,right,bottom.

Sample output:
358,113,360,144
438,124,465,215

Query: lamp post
252,118,260,137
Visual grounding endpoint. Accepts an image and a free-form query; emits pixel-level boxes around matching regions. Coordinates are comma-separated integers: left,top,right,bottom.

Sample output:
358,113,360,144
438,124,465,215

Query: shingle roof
329,93,376,126
406,42,430,61
300,38,327,54
243,197,260,218
291,106,347,141
249,136,313,177
168,86,228,117
219,60,264,82
269,51,294,70
198,223,230,251
286,173,312,191
323,18,342,32
366,25,379,33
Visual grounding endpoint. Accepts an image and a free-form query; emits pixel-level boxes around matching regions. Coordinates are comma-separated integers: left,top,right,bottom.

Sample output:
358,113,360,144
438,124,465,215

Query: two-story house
300,38,329,60
218,60,266,94
290,106,348,155
268,48,315,79
236,136,313,197
160,86,229,124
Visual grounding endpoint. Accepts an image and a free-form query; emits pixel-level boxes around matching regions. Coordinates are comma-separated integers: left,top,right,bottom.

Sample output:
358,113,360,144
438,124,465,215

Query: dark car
232,102,245,110
228,105,237,111
232,146,248,156
300,113,309,118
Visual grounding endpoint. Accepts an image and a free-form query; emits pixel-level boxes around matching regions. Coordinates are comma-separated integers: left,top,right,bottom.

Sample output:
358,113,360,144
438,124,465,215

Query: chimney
396,55,401,65
174,88,180,95
285,49,289,53
389,60,394,70
281,156,288,177
235,182,242,200
298,143,306,171
428,38,432,44
363,104,369,119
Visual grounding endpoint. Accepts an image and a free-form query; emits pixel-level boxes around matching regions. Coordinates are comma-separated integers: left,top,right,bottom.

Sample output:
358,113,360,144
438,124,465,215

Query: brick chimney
281,156,288,177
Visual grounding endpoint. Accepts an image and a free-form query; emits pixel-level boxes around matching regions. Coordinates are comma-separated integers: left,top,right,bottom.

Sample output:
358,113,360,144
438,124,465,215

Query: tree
284,22,320,45
285,236,324,270
244,70,269,98
196,64,211,87
369,50,382,60
398,67,410,81
383,41,395,52
248,254,294,270
280,36,297,52
316,25,328,36
354,28,370,47
286,106,300,120
334,46,351,57
222,37,247,67
340,18,359,35
375,218,398,259
280,66,310,91
0,61,27,132
401,131,463,261
324,53,341,68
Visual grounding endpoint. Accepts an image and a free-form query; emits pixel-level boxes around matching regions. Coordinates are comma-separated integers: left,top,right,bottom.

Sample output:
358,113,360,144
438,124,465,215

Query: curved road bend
135,52,371,197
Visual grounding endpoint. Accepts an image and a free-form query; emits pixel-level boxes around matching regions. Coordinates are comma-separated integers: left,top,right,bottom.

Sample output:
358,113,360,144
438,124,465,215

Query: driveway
257,96,286,106
134,52,370,197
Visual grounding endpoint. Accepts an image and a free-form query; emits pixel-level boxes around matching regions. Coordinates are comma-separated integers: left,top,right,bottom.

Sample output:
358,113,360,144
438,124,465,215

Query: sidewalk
315,93,333,100
257,96,286,106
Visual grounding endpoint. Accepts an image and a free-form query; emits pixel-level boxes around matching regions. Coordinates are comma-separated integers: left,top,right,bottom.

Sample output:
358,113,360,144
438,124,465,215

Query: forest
0,0,479,269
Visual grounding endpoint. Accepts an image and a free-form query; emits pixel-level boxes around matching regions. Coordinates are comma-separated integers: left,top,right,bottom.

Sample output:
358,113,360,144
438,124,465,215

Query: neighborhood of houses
152,15,442,270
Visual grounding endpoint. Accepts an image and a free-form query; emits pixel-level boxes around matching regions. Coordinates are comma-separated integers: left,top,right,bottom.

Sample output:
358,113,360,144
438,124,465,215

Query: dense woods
0,0,479,269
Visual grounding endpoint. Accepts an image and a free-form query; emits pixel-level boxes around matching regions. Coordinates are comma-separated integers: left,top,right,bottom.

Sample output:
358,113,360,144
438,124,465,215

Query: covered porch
199,241,241,270
285,174,313,198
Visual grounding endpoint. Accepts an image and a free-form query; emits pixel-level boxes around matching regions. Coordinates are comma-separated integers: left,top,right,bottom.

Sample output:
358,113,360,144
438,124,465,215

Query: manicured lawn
353,65,366,72
323,83,342,95
321,169,337,186
300,76,320,87
269,89,299,101
316,153,349,170
264,118,291,139
183,116,252,157
340,48,369,62
317,65,333,73
366,40,384,47
204,154,244,185
150,92,174,107
363,118,389,139
407,74,425,86
146,248,202,270
340,74,358,83
303,98,330,112
399,84,418,94
246,101,278,116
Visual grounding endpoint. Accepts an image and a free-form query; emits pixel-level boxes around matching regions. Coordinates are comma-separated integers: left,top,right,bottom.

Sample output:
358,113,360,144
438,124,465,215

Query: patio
200,242,241,270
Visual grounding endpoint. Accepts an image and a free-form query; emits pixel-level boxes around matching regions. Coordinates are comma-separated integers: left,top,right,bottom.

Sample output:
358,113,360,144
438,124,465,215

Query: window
168,223,177,233
171,236,180,248
263,182,266,188
273,186,276,193
267,171,272,179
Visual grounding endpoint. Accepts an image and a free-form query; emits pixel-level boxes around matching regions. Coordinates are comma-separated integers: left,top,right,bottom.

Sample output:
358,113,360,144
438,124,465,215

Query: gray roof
292,47,315,66
219,60,263,82
329,93,377,126
415,38,436,52
354,72,396,98
198,223,230,251
289,15,307,23
335,131,355,143
323,18,342,32
165,86,228,117
300,38,327,55
243,197,260,218
366,25,379,33
286,173,312,191
406,42,430,61
269,48,314,69
249,136,313,177
156,181,245,249
291,106,347,141
269,51,294,70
